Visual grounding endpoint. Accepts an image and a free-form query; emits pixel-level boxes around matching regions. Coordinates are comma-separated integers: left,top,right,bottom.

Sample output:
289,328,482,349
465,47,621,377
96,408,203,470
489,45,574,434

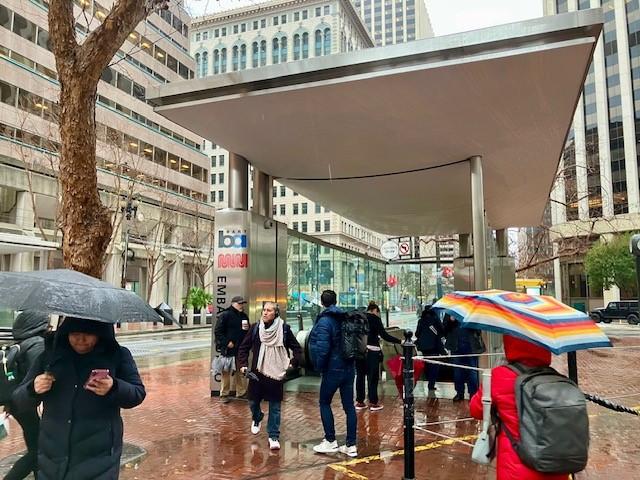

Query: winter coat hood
55,316,119,354
12,310,49,341
504,335,551,367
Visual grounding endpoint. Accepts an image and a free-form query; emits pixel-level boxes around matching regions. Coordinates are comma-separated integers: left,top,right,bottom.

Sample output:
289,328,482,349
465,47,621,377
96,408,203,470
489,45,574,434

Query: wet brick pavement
1,335,639,479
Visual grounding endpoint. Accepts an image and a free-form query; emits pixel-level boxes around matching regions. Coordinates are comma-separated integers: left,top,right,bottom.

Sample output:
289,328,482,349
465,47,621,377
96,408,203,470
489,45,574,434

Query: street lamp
120,197,139,289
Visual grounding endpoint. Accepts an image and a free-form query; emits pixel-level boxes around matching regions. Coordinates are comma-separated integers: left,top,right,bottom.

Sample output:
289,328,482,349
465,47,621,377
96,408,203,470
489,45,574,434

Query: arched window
302,32,309,59
315,30,322,56
195,53,201,77
252,41,259,68
323,28,331,55
232,45,239,71
213,49,219,74
293,34,301,60
260,40,267,66
220,48,227,73
201,51,208,77
280,36,288,62
272,37,280,64
240,44,247,70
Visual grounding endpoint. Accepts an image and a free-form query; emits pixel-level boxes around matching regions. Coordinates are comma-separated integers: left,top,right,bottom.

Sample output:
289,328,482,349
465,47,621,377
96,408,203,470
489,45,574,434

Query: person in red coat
469,335,567,480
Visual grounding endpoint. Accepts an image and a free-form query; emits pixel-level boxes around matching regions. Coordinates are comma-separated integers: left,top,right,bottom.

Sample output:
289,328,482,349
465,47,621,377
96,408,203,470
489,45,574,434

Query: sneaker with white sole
269,438,281,450
355,402,367,410
369,403,384,411
313,439,339,454
251,421,260,435
338,445,358,457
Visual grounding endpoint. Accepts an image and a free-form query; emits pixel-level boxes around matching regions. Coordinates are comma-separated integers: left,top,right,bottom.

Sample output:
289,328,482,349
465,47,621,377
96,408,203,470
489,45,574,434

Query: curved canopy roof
148,10,602,236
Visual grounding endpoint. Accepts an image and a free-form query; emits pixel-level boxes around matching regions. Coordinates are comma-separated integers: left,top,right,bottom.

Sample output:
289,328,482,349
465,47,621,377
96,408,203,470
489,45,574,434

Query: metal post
402,330,415,480
252,167,273,217
459,233,472,258
435,240,442,298
496,229,508,257
120,226,129,290
229,153,249,210
470,156,487,291
567,351,578,385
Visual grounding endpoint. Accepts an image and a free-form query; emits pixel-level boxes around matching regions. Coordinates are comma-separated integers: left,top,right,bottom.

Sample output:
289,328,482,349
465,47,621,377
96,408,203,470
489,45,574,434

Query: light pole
120,197,139,290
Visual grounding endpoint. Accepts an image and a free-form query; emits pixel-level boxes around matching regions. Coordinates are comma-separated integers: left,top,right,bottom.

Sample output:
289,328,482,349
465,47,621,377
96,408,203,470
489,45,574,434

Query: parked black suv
590,301,639,324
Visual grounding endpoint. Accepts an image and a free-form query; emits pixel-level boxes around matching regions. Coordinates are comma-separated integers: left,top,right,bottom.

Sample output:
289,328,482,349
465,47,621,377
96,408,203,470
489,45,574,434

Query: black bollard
402,329,415,480
567,351,578,385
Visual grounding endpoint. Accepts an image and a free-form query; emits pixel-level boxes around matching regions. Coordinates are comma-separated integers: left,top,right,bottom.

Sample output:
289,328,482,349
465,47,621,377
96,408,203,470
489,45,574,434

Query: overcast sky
182,0,543,36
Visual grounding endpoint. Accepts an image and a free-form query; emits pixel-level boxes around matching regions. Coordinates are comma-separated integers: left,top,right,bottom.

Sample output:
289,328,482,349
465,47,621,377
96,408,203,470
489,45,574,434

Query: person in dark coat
237,302,302,451
4,311,49,480
443,313,485,401
415,306,446,393
13,317,145,480
308,290,358,458
214,296,250,403
355,301,401,411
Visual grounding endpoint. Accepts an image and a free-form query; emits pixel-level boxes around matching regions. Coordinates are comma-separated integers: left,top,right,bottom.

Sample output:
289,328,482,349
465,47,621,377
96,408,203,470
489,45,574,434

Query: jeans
249,399,281,439
5,406,39,480
319,368,357,447
355,351,382,404
453,356,479,396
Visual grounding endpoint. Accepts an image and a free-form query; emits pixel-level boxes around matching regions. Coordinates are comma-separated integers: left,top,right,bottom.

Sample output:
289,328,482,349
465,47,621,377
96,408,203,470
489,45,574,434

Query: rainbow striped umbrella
433,290,611,354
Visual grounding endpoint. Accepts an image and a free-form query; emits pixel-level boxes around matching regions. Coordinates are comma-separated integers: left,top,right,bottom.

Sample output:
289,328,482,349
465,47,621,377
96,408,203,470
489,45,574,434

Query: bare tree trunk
58,80,112,277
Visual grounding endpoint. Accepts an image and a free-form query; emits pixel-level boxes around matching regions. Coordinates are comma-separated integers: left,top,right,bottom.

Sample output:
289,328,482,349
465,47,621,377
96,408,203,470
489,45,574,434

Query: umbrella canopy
0,269,160,324
433,290,611,355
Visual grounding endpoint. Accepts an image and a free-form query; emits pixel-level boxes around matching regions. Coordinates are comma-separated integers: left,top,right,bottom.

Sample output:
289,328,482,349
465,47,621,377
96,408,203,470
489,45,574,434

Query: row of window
273,185,299,197
194,5,333,42
210,172,225,184
272,203,327,215
211,155,226,167
0,120,207,202
195,28,331,76
0,77,208,185
0,43,200,152
211,190,225,202
0,4,193,85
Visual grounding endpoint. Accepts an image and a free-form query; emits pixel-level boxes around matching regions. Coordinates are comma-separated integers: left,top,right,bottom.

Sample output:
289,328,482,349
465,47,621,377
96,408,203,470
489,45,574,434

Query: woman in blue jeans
238,302,302,451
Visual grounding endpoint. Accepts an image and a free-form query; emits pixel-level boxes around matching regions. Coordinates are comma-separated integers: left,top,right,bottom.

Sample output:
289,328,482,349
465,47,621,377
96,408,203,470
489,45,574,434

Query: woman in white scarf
237,302,302,451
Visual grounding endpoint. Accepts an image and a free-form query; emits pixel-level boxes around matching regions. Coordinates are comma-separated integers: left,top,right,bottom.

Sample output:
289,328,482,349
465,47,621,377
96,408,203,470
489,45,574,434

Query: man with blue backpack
309,290,368,458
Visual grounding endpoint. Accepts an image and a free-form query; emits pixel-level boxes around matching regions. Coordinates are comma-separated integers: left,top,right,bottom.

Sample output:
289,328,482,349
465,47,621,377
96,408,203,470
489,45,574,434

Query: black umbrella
0,269,160,324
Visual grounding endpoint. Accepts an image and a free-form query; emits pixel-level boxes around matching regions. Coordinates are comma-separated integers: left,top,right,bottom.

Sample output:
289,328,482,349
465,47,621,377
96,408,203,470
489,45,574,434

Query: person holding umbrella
13,317,146,480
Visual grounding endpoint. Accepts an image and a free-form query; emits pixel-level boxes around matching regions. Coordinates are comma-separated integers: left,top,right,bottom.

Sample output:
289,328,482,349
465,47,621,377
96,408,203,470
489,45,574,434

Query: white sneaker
269,438,280,450
339,445,358,457
313,439,339,453
251,420,260,435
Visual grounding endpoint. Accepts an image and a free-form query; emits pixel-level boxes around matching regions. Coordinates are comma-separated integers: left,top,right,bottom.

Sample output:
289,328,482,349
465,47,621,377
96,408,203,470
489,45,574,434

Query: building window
293,191,299,196
253,20,259,30
210,192,216,202
218,190,224,202
293,221,299,230
302,10,308,20
219,173,224,183
316,7,322,16
302,32,309,58
294,12,300,21
260,40,267,66
241,23,246,33
214,28,219,38
219,154,225,166
282,14,287,24
201,51,208,77
280,204,285,215
233,25,239,34
324,5,330,15
202,31,208,41
294,34,301,60
302,202,308,214
302,221,307,233
315,220,321,232
315,204,321,214
232,45,239,71
195,53,201,77
273,16,279,26
272,186,277,197
221,27,227,36
220,48,227,73
240,44,247,69
280,186,286,196
324,220,330,231
293,204,299,214
323,28,331,55
272,37,280,64
252,42,259,68
315,30,322,56
214,49,220,74
211,174,216,184
211,156,217,167
272,204,277,215
261,19,266,28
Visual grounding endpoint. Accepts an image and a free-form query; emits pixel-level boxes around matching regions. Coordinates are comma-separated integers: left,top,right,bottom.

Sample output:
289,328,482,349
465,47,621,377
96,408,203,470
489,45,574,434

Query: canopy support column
229,153,249,210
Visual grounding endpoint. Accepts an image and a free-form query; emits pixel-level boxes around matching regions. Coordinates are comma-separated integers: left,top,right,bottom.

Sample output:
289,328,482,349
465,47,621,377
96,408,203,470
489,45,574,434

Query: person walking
13,317,145,480
469,335,568,480
415,305,446,394
214,296,250,403
444,313,485,401
309,290,358,457
355,301,401,411
3,311,49,480
237,302,302,451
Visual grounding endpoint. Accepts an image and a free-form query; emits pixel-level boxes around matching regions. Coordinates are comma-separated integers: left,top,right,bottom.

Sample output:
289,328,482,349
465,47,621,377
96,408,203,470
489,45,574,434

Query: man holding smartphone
214,296,250,403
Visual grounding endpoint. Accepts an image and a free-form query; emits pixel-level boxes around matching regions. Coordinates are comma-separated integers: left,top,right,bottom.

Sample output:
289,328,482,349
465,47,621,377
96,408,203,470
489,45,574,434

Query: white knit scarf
256,316,290,381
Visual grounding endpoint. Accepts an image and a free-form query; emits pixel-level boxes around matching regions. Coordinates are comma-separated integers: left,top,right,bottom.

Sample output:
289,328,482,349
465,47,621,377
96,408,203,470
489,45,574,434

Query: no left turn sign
399,242,411,255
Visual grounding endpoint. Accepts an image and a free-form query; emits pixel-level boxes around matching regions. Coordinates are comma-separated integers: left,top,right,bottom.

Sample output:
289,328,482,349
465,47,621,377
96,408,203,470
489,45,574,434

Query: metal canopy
148,10,602,236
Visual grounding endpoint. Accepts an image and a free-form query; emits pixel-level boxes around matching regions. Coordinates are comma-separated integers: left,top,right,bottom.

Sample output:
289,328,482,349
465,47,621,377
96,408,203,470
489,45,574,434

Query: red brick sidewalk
1,336,640,479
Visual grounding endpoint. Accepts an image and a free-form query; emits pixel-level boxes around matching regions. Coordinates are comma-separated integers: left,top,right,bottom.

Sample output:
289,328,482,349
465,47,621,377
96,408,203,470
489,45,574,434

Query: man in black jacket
214,296,250,403
415,306,446,394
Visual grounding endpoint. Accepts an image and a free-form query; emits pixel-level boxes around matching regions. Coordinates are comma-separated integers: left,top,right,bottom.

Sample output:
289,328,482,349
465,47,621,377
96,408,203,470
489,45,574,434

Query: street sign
399,241,411,256
380,240,399,260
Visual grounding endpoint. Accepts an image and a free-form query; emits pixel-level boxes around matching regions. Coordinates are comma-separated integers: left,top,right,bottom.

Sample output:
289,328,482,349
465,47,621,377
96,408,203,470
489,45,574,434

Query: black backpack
340,311,369,361
0,343,21,406
501,362,589,474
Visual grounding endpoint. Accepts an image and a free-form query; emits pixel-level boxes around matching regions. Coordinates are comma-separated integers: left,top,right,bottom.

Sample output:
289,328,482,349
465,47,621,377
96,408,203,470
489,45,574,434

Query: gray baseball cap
231,296,247,304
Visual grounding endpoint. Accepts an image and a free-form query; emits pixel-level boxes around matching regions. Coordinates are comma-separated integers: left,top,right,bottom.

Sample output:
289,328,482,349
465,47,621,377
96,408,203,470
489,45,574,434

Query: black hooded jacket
12,311,48,384
13,318,146,480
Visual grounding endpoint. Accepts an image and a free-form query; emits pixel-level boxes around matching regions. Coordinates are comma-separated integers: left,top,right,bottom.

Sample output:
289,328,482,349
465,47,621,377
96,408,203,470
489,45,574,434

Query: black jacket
12,311,48,386
415,309,445,354
237,321,302,402
443,317,485,355
365,312,401,348
13,322,145,480
214,306,250,356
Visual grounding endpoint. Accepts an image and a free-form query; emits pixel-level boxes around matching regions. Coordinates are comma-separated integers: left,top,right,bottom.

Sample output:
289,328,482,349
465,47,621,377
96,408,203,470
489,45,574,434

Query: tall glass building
546,0,640,310
351,0,433,45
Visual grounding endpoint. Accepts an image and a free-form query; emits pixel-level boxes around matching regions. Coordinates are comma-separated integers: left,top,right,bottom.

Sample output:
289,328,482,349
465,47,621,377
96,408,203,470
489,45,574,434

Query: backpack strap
506,362,530,376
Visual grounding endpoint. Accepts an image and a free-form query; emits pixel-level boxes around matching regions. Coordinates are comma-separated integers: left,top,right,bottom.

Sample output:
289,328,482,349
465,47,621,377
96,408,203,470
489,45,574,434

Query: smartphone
84,369,110,389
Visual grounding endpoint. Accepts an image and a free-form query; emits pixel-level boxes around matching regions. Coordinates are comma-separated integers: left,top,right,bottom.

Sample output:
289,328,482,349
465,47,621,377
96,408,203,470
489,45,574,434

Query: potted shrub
184,287,213,326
